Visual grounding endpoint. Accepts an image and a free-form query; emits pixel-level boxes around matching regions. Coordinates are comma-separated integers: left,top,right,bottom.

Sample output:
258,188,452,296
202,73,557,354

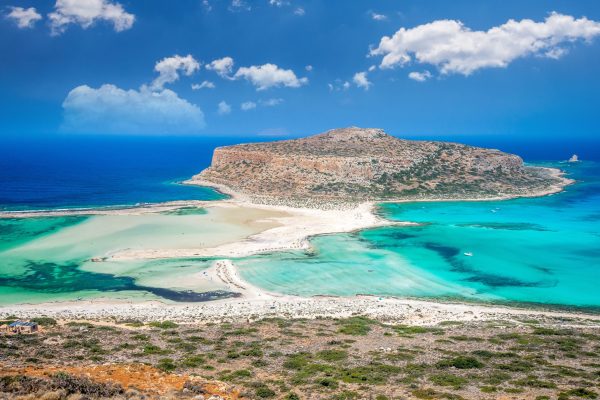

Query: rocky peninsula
191,127,570,206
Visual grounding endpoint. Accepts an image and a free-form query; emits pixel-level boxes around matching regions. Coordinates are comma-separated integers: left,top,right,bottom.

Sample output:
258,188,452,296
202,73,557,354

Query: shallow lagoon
1,161,599,309
238,161,600,308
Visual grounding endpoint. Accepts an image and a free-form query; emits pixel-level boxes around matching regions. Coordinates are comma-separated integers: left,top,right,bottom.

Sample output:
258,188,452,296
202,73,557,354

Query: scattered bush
436,356,483,369
31,317,57,326
156,358,176,372
148,321,178,329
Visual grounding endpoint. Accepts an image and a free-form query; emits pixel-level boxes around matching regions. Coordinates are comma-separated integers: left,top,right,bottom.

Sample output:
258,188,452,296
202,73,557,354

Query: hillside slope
192,127,566,204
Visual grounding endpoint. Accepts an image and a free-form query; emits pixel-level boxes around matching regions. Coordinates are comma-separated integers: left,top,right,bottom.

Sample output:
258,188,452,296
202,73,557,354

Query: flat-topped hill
192,127,566,204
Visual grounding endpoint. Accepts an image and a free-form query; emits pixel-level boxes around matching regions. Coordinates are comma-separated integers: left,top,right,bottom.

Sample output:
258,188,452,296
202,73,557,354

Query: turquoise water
0,211,256,304
0,157,598,308
237,161,600,308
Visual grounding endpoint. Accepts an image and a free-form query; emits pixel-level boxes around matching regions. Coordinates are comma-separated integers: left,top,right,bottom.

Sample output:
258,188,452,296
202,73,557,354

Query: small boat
463,252,473,257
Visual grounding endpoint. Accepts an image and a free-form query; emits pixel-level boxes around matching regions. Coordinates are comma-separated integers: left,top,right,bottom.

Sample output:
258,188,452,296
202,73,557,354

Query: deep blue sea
1,135,599,211
0,134,599,308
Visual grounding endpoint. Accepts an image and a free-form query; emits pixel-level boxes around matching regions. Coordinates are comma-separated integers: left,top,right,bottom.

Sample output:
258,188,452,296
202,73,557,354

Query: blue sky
2,0,600,138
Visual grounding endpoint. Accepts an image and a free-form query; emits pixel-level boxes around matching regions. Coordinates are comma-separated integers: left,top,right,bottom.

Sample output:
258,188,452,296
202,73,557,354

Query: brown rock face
194,127,561,203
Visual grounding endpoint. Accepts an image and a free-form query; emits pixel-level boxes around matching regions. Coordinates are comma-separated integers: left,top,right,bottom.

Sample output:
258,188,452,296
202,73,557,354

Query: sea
1,135,599,309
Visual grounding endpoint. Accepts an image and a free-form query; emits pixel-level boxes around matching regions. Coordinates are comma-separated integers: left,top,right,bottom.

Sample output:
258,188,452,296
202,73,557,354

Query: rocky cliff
193,127,566,204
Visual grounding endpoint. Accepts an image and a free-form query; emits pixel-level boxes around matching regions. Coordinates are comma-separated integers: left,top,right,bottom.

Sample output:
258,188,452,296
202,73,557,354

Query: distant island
191,127,570,206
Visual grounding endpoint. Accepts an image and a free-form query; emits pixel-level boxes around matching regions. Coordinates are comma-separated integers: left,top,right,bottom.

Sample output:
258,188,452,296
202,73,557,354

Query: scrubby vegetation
0,316,599,399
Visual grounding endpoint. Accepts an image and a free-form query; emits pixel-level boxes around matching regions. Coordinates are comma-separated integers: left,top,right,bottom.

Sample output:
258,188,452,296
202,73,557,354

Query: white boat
463,252,473,257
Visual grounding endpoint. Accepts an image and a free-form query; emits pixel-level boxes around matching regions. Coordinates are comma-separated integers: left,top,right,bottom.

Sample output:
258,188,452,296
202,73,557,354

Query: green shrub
436,356,483,369
429,373,468,389
31,317,57,326
318,350,348,362
331,391,360,399
156,358,176,372
513,376,556,388
495,359,533,372
182,355,204,368
338,363,401,384
560,388,598,399
337,317,376,336
316,377,338,389
148,321,178,329
284,352,312,370
255,385,276,398
143,344,168,355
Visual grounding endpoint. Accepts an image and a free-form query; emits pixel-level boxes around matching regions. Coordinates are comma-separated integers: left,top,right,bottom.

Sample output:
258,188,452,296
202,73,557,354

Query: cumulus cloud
353,71,372,90
241,101,257,111
234,63,308,90
305,65,313,71
61,84,205,135
408,70,432,82
293,7,305,16
48,0,135,35
370,12,600,76
151,55,200,90
192,81,216,90
218,100,231,115
206,57,235,78
6,6,42,28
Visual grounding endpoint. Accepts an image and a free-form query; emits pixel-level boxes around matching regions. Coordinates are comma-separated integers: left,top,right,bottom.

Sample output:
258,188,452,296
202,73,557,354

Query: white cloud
370,12,600,76
48,0,135,35
206,56,235,78
240,98,283,111
229,0,250,12
241,101,257,111
261,98,284,106
61,84,205,135
370,11,387,21
151,55,200,90
269,0,289,7
234,63,308,90
368,65,376,72
192,81,216,90
305,65,313,71
218,100,232,115
6,7,42,28
328,80,350,92
408,70,432,82
544,47,568,59
294,7,305,16
353,71,372,90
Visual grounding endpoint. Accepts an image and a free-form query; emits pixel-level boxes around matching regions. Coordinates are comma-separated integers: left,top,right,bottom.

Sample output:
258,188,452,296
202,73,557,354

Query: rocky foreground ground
1,316,599,400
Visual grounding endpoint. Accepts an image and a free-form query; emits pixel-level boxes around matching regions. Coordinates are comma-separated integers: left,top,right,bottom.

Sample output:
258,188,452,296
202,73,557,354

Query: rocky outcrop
193,127,566,204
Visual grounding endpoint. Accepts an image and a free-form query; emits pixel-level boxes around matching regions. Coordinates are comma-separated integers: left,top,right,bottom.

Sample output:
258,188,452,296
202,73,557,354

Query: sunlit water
237,161,600,308
0,136,598,308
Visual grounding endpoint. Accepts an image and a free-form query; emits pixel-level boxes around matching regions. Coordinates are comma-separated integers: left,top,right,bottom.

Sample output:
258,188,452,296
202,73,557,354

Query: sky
2,0,600,139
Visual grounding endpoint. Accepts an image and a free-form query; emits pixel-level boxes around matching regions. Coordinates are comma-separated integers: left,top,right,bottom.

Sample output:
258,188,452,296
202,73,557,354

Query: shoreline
2,286,599,327
0,166,585,323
